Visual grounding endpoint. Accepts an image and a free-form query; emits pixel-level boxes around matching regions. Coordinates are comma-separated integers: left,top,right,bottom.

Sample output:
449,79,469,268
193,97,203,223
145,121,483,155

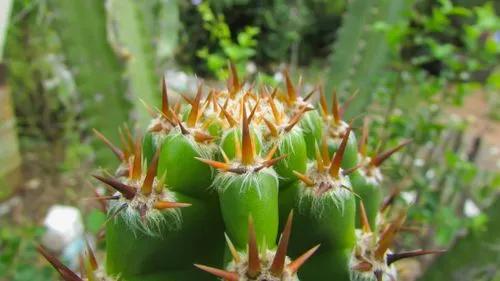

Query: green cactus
48,0,130,166
39,65,444,281
326,0,415,118
106,0,159,127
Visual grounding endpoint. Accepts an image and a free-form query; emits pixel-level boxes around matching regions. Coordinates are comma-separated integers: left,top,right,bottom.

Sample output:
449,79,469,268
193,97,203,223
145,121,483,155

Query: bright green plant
38,65,444,281
196,1,259,79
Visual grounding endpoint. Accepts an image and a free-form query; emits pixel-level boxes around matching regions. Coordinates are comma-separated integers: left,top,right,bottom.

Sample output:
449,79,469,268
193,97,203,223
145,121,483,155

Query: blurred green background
0,0,499,280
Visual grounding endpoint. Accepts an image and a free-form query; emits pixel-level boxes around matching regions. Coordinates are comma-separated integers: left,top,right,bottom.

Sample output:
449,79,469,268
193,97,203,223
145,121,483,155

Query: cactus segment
157,132,215,198
195,212,320,281
278,128,357,281
93,149,190,235
300,110,323,159
353,137,411,229
105,191,225,278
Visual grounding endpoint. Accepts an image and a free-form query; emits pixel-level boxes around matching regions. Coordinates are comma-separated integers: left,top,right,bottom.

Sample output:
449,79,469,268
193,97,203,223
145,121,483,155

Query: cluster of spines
195,212,320,281
37,242,114,281
349,202,445,281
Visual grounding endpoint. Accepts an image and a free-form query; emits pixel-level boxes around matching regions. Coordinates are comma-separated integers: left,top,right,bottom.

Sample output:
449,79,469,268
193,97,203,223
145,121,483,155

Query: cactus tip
270,210,294,276
287,244,321,274
194,264,239,281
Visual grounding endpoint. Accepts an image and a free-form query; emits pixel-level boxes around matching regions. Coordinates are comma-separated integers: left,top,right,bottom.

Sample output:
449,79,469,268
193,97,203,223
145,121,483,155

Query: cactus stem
293,171,315,187
287,244,321,274
154,201,191,210
270,211,293,277
329,127,351,178
93,175,136,199
375,212,406,260
194,264,239,281
93,129,125,161
247,216,261,278
241,105,255,165
141,150,160,195
371,140,412,167
359,201,372,233
387,249,446,266
37,245,83,281
225,233,241,263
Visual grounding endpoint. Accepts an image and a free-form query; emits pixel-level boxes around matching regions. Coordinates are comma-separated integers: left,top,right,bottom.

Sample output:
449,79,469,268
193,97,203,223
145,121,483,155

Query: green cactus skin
351,170,381,230
279,181,356,281
142,131,156,163
273,127,308,186
217,170,279,250
105,192,224,279
301,110,323,159
327,132,359,170
157,133,214,198
106,0,158,127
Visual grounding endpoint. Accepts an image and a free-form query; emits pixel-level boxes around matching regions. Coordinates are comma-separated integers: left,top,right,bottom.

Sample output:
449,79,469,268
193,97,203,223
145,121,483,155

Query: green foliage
196,1,259,79
0,225,53,281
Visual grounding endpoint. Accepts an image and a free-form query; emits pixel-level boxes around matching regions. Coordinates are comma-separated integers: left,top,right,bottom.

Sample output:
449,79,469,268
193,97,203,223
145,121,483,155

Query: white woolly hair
108,188,183,237
297,162,353,218
212,167,278,199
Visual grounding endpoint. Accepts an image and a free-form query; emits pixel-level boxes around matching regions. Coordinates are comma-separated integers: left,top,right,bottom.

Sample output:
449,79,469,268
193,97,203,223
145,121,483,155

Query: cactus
326,0,415,118
39,64,444,281
48,0,131,166
106,0,159,127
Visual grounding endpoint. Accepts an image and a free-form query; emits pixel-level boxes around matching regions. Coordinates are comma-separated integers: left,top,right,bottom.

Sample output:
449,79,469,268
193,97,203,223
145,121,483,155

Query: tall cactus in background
49,0,131,166
106,0,159,127
326,0,415,118
38,65,444,281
